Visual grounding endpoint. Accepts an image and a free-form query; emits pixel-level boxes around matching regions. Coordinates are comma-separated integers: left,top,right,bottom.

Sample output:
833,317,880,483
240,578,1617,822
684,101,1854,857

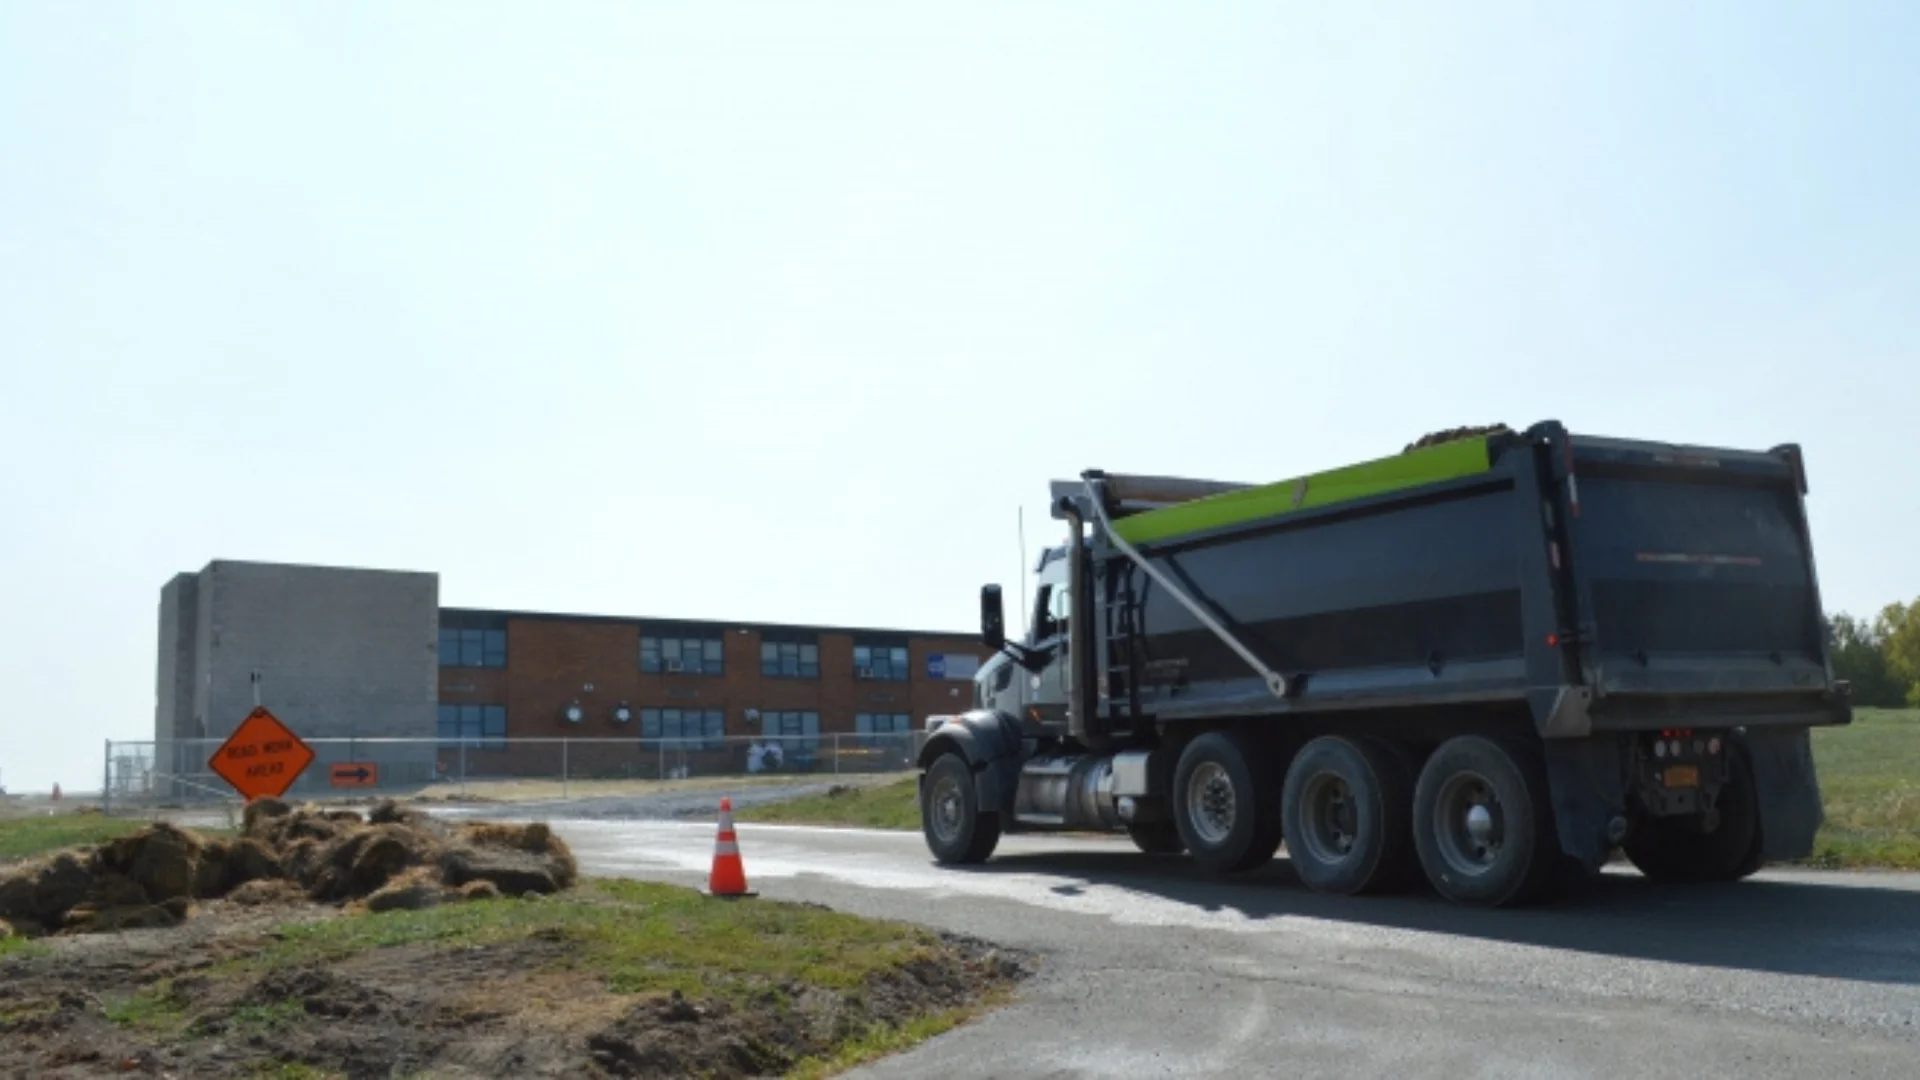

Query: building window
760,641,820,679
853,644,910,681
639,707,725,748
439,628,506,669
437,704,506,750
641,635,724,675
759,709,821,752
855,713,912,746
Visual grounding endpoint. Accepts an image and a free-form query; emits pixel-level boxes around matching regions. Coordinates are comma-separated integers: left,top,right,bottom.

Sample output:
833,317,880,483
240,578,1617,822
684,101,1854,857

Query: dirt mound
226,878,308,907
0,884,1033,1080
242,967,400,1022
585,941,1026,1079
588,991,799,1079
1404,424,1513,452
0,800,577,937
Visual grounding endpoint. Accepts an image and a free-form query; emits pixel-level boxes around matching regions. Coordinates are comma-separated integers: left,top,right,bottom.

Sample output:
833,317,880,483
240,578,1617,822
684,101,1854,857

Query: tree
1827,611,1905,708
1879,601,1920,707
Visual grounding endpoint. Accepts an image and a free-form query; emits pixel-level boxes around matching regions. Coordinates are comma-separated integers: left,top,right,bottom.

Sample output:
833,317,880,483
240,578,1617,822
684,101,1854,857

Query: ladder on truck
1052,471,1297,717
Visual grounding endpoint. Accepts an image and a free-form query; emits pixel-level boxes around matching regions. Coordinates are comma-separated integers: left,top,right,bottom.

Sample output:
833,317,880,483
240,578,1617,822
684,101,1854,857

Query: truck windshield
1030,555,1069,642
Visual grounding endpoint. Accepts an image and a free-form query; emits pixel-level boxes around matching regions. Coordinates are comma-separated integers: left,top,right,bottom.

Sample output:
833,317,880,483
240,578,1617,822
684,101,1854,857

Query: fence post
459,739,468,798
101,739,112,816
833,734,841,776
562,739,570,798
658,739,665,780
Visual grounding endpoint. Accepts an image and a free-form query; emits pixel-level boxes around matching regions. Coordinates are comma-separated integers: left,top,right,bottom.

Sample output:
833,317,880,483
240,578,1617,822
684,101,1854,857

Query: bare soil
0,804,1029,1078
0,895,1027,1079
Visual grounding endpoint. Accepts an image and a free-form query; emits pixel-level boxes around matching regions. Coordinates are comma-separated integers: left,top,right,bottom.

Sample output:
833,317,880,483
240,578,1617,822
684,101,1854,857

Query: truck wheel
1622,744,1764,884
1281,736,1417,896
1172,731,1282,875
1126,821,1185,855
921,753,1001,864
1412,736,1558,907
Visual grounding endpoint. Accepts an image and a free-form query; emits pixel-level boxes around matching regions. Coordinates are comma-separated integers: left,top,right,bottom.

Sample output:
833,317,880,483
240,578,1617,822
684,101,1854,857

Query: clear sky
3,3,1916,793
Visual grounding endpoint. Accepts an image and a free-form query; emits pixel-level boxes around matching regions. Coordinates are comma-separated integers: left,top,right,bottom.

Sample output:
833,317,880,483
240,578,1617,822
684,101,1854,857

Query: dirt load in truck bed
1403,423,1513,452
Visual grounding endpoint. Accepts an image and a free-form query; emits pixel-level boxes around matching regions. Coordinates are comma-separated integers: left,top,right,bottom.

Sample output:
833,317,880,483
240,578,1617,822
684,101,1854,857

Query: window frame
758,709,822,753
439,627,507,669
854,712,912,746
640,632,726,676
760,640,821,679
638,707,727,749
436,703,507,750
852,642,911,682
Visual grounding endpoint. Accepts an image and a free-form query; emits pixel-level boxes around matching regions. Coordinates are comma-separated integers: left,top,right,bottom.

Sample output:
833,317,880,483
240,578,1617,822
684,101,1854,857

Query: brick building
436,608,984,778
154,559,985,788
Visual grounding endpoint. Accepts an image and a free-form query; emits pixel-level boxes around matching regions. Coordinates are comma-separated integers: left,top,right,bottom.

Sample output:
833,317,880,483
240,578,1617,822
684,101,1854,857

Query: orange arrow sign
208,706,315,801
329,762,378,789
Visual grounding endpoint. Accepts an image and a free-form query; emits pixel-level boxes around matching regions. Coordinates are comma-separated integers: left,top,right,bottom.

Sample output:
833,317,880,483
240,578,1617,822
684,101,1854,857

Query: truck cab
975,544,1074,728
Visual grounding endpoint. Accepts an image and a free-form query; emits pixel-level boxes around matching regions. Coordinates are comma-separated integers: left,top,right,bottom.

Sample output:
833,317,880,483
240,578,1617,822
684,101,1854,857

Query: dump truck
915,421,1850,906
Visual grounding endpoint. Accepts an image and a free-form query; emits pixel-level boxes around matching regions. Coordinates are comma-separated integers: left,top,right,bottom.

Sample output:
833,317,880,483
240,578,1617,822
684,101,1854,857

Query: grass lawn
242,878,947,998
0,813,147,864
737,711,1920,871
1803,708,1920,870
737,778,923,830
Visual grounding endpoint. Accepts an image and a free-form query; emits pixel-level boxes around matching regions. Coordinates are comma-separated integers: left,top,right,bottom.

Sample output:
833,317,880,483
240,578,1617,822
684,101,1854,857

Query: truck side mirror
980,584,1006,651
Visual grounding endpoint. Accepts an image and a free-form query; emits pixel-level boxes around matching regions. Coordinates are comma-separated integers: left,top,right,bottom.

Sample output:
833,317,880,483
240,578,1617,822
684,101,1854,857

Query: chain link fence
99,732,929,813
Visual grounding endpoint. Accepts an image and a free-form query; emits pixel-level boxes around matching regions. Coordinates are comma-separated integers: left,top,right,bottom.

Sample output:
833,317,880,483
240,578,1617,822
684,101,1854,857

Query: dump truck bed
1081,422,1848,737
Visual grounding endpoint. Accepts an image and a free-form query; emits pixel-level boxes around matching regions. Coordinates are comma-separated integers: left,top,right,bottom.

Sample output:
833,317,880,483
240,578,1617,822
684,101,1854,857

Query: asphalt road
553,817,1920,1079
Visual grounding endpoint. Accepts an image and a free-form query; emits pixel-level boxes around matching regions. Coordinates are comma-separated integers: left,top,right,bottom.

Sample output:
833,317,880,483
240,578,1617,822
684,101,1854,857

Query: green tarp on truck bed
1110,436,1497,547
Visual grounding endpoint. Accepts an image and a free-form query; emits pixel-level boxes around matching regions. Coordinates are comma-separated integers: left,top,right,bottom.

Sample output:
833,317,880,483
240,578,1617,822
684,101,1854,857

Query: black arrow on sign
333,766,371,782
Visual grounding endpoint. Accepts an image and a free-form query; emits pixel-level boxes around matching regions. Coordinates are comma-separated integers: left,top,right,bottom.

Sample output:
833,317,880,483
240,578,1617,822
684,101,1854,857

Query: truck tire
1622,744,1764,884
1126,821,1186,855
921,753,1002,864
1281,736,1418,896
1172,731,1283,875
1412,736,1558,907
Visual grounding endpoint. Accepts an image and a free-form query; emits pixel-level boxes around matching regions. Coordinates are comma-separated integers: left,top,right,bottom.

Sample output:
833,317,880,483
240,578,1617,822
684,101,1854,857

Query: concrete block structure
153,560,440,792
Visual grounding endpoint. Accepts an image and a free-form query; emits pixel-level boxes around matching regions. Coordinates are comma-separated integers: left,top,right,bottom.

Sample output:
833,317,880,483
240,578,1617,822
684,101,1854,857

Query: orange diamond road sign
208,706,315,801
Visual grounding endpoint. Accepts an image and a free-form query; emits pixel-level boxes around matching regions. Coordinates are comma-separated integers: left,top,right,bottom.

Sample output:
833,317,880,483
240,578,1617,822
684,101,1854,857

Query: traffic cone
707,797,756,898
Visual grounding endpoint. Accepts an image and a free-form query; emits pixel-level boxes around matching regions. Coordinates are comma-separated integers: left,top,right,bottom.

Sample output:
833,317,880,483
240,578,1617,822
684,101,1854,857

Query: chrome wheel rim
1186,761,1238,846
1300,771,1359,865
1434,771,1504,877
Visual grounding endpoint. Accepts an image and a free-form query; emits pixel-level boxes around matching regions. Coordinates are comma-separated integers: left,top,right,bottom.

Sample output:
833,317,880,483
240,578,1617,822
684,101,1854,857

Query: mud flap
1742,726,1823,862
1542,736,1629,872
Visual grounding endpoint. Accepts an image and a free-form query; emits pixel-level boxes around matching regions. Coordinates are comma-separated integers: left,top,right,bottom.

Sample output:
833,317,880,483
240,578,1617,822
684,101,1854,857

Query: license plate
1663,765,1699,788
